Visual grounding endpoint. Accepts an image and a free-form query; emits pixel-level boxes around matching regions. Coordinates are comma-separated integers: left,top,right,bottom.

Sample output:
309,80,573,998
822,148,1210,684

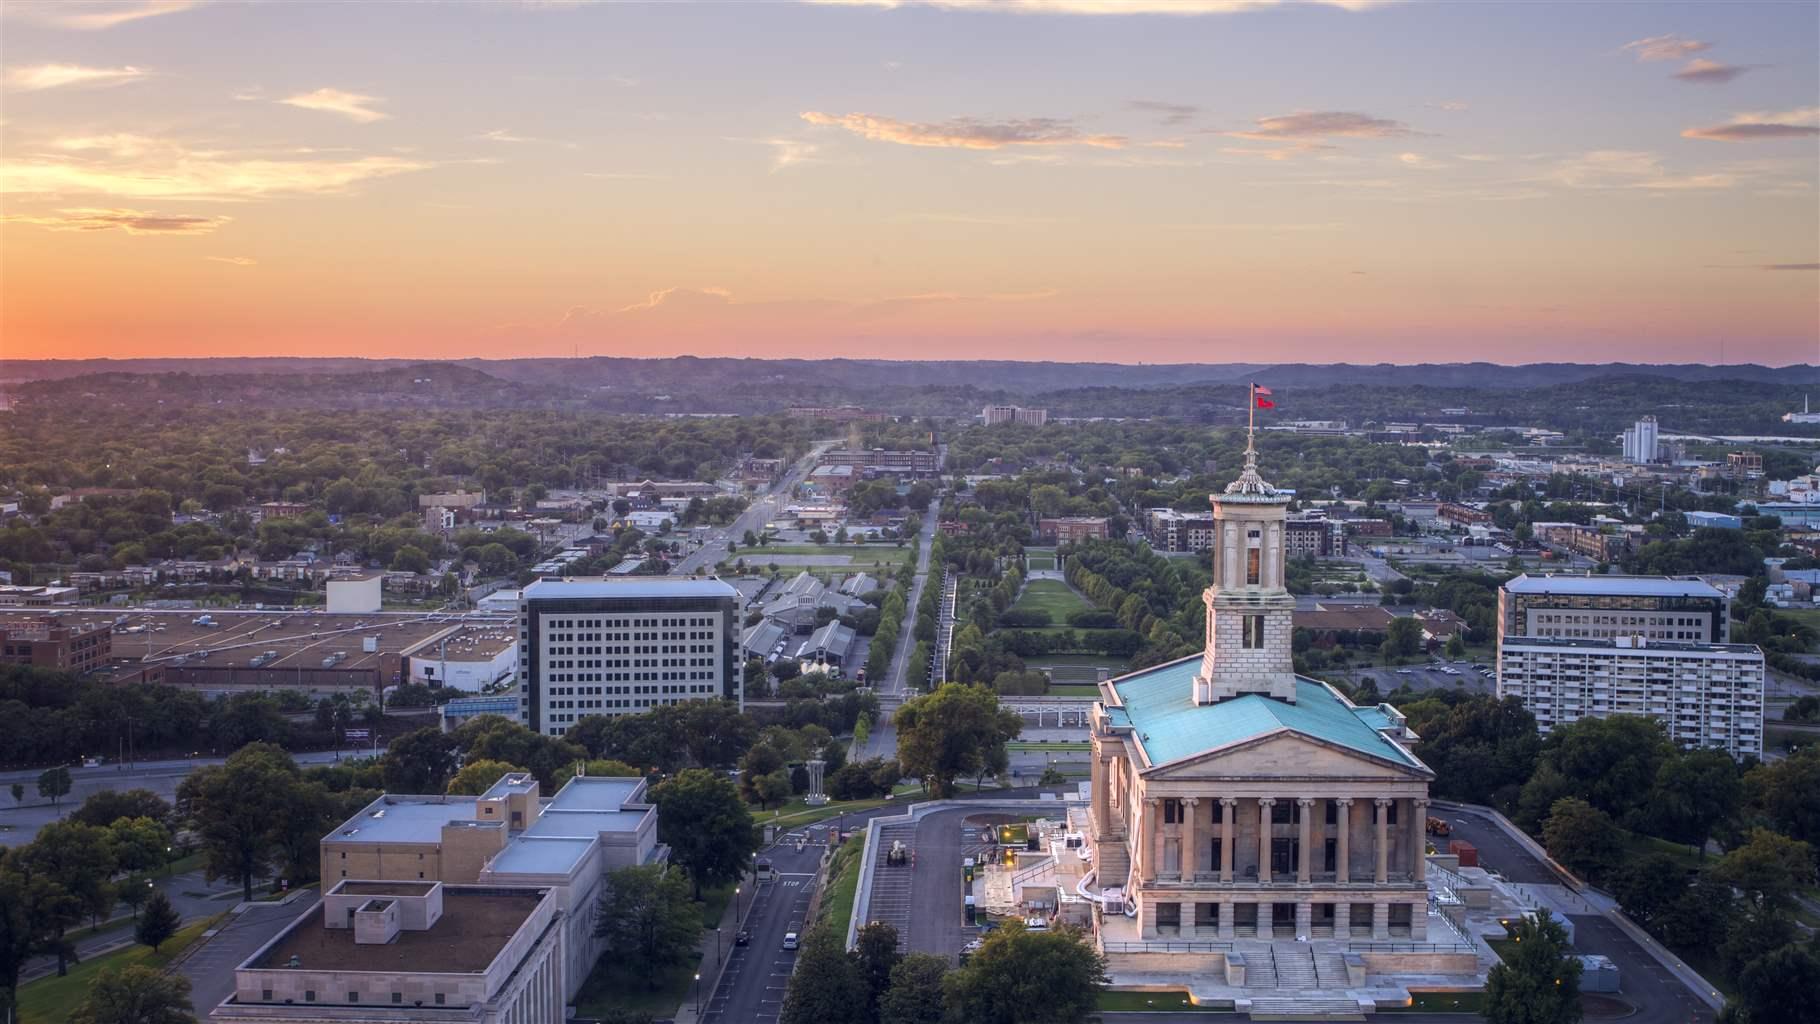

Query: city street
670,441,836,576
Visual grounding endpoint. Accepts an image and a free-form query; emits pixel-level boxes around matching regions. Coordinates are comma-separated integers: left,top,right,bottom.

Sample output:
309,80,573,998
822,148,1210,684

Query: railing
1102,940,1234,953
1348,940,1474,953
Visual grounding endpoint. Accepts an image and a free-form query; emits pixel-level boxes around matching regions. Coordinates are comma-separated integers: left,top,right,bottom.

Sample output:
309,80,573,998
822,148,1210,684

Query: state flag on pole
1253,384,1275,409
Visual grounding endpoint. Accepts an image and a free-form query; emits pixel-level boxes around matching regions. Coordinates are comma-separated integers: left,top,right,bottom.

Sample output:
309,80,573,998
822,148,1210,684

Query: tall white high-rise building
1621,415,1659,464
517,576,739,737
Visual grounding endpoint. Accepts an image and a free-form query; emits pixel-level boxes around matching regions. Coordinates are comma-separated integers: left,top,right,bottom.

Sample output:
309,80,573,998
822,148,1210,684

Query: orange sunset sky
2,0,1817,364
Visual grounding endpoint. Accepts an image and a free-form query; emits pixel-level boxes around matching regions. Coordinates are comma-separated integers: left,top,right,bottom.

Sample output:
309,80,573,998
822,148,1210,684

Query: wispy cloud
1543,150,1735,191
760,138,822,172
1,207,229,234
1621,34,1711,62
1397,152,1446,169
5,0,199,30
1219,142,1338,161
279,87,390,123
1426,100,1469,112
801,111,1126,149
2,134,430,200
1225,110,1420,140
4,63,147,91
207,255,256,265
1682,107,1820,142
615,286,734,313
1672,58,1756,84
1128,100,1199,126
806,1,1384,13
475,128,534,143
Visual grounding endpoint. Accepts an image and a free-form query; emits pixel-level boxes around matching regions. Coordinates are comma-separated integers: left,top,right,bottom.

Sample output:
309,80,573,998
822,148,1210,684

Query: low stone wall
1360,950,1478,975
1104,951,1228,976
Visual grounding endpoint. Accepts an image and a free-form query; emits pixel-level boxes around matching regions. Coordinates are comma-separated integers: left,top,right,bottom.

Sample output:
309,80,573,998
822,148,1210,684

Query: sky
1,0,1817,365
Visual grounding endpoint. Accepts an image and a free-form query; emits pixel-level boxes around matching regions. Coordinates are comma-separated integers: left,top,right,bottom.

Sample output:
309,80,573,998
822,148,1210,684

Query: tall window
1247,547,1261,585
1243,615,1265,649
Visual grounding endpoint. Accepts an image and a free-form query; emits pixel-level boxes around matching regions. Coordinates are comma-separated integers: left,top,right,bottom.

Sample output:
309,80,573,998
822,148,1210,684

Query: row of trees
781,920,1106,1024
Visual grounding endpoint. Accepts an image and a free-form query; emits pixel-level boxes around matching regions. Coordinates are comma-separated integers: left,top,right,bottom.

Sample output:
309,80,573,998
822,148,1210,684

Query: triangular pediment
1141,729,1428,781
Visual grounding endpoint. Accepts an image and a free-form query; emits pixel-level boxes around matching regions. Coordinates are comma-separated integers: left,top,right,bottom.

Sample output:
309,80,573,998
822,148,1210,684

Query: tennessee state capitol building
1090,436,1438,944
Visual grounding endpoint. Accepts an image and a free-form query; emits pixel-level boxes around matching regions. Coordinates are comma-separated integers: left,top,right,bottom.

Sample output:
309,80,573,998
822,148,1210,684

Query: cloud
1397,152,1445,169
1621,34,1711,62
475,128,534,143
1225,110,1419,140
1,207,229,234
801,111,1126,149
1683,107,1820,142
758,138,822,172
4,63,147,91
5,0,199,30
616,286,735,314
1426,100,1469,112
1128,100,1199,126
1,134,430,200
1672,58,1755,84
1543,149,1735,191
208,255,256,265
1219,142,1338,161
279,87,390,123
807,0,1383,13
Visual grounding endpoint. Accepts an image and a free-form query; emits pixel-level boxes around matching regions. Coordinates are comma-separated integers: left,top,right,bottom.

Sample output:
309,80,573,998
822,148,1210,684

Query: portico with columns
1088,425,1435,947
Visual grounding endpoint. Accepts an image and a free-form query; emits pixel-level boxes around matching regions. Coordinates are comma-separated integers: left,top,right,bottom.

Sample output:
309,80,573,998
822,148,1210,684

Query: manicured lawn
1621,831,1704,874
1097,990,1217,1011
18,915,222,1024
1025,549,1058,570
574,956,703,1020
1379,990,1489,1013
741,544,913,562
1048,683,1102,697
1010,579,1093,621
819,832,868,931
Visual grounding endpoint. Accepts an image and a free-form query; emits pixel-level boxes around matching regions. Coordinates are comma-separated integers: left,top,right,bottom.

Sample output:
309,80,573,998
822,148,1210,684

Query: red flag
1253,384,1275,409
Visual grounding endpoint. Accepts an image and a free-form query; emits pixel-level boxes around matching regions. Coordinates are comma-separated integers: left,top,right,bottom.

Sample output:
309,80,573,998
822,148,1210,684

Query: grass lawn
1010,579,1093,621
699,881,735,928
574,956,704,1020
18,915,222,1024
1778,607,1820,634
1621,831,1704,874
1048,683,1101,697
819,832,868,931
1025,549,1058,570
1008,740,1090,752
740,544,913,562
1098,990,1217,1011
1379,991,1489,1013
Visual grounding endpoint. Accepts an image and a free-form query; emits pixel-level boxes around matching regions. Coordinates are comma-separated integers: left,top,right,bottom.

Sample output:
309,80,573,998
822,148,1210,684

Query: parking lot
1335,659,1497,696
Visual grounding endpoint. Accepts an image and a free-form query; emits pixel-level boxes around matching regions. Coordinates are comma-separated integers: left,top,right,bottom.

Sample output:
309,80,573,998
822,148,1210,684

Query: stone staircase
1269,944,1318,990
1246,995,1366,1021
1091,836,1130,891
1313,949,1350,989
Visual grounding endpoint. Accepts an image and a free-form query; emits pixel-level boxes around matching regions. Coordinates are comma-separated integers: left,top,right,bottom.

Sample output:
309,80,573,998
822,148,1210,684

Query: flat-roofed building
1497,636,1763,757
1146,508,1216,553
982,404,1048,427
0,617,112,673
518,576,738,737
210,880,563,1023
319,773,660,1005
1498,574,1729,644
1039,516,1110,543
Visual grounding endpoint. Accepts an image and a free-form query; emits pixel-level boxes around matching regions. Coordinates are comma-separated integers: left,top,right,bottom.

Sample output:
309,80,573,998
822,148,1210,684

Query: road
883,498,940,697
17,864,249,985
179,891,321,1017
671,441,836,576
1434,806,1716,1024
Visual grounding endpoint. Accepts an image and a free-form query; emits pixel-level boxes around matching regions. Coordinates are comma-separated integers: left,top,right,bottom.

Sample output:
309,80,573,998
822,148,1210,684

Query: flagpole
1247,383,1256,452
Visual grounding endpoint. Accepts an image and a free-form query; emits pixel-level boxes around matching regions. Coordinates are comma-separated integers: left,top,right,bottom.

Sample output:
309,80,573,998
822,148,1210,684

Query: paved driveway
178,892,320,1017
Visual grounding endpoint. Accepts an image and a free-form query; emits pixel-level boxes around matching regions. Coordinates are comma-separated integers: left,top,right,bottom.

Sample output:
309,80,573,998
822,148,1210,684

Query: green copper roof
1106,657,1428,773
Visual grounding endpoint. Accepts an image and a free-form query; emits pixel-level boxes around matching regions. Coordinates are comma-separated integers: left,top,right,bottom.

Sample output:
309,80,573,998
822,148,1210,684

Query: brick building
0,617,113,674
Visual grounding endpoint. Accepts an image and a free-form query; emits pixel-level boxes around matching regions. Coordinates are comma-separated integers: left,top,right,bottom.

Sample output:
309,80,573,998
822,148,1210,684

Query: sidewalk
673,871,757,1024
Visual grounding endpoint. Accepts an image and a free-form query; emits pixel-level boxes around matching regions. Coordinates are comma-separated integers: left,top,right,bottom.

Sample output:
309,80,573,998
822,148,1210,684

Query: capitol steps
1245,995,1367,1021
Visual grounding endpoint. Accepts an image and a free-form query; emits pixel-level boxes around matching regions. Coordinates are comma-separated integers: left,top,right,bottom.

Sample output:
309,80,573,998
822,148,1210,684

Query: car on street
782,932,799,950
735,930,749,946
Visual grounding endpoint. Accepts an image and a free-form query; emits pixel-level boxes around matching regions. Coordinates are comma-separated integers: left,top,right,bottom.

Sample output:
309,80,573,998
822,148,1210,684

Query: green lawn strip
819,832,868,931
18,914,222,1024
698,881,735,928
742,545,914,561
1047,684,1102,697
1097,990,1219,1012
1619,830,1703,874
1378,990,1489,1013
1010,580,1094,620
574,958,702,1020
1007,741,1090,752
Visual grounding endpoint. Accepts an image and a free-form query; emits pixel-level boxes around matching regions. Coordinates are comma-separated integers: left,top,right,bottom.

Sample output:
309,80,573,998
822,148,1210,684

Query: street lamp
694,972,702,1013
734,885,742,920
716,926,723,961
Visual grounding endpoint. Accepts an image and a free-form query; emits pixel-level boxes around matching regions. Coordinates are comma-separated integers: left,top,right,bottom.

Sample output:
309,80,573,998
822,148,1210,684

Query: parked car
782,932,799,951
735,930,750,947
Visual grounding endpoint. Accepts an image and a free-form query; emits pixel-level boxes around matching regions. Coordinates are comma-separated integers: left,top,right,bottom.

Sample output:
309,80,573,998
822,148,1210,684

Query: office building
1498,574,1729,643
0,617,112,673
210,881,564,1024
1090,439,1436,948
1497,637,1763,757
518,576,738,737
1039,516,1111,543
819,448,941,477
982,404,1048,427
1621,416,1659,464
1146,508,1216,553
317,772,660,1005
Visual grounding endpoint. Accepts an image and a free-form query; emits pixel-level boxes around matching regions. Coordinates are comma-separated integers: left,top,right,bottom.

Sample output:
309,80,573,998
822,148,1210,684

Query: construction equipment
1426,816,1452,837
886,840,909,866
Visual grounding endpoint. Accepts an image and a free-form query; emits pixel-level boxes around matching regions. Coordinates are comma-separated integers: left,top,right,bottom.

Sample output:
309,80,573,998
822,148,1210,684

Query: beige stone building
1090,442,1437,945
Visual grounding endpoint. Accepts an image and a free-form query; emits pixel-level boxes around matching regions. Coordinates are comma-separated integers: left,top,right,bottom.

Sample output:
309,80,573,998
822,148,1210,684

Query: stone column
1333,902,1351,936
1143,798,1159,883
1335,799,1352,884
1220,798,1236,883
1218,900,1235,940
1258,899,1275,941
1374,798,1390,884
1257,799,1275,883
1294,901,1312,938
1372,902,1390,940
1181,798,1199,881
1093,760,1111,835
1297,797,1314,883
1411,903,1428,940
1413,798,1430,882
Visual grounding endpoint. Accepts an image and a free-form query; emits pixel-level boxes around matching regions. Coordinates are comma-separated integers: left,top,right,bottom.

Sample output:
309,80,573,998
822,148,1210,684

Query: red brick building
0,618,113,674
1039,516,1111,543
